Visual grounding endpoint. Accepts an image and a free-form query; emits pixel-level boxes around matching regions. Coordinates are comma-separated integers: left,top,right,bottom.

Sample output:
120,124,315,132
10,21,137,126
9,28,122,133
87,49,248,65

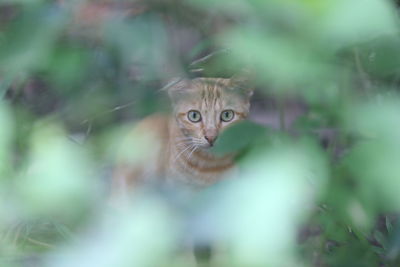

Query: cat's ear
230,72,254,98
161,78,191,100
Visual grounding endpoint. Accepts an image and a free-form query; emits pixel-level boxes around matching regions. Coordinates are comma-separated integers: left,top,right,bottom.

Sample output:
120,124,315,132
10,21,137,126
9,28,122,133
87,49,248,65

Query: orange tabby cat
111,77,253,200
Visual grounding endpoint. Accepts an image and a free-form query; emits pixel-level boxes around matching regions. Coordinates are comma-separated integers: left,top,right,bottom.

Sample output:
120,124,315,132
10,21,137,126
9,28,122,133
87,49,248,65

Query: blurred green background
2,0,400,266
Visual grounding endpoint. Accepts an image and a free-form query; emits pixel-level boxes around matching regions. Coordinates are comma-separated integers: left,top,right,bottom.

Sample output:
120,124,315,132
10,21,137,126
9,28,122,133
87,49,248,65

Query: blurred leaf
0,76,14,98
374,230,388,250
222,28,337,92
48,198,176,267
320,0,399,48
387,222,400,260
47,46,89,89
210,120,267,155
217,137,328,266
343,97,400,216
103,14,171,81
0,5,66,75
386,216,394,234
357,36,400,79
0,102,14,178
17,122,97,222
53,222,76,242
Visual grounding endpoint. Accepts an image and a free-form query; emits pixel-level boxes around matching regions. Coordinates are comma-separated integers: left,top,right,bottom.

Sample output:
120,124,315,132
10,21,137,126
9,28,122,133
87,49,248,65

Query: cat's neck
168,117,235,185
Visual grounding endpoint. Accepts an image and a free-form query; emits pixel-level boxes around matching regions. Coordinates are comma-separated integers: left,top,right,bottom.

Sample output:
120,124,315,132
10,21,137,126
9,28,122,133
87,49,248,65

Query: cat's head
166,77,253,148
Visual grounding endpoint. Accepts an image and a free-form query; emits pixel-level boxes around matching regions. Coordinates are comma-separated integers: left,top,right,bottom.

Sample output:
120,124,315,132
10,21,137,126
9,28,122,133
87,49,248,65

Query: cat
111,77,253,200
110,76,253,265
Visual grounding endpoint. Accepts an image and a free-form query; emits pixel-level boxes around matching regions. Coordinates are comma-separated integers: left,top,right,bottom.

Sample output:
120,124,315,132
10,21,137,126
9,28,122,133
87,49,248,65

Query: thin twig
12,223,23,247
189,68,204,73
80,100,137,125
189,48,229,66
278,98,285,131
79,100,137,139
26,237,55,249
353,47,370,94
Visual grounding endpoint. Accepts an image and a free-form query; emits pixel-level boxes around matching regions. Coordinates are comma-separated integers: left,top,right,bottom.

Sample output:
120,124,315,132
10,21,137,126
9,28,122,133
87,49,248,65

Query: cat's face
168,77,253,148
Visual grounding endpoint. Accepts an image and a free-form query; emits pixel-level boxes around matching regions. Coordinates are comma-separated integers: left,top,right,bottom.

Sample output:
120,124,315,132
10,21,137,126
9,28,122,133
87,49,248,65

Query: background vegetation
2,0,400,266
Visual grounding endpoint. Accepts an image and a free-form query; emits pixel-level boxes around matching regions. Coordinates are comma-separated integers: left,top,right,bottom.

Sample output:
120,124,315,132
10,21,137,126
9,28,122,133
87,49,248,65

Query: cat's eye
187,110,202,122
220,109,234,122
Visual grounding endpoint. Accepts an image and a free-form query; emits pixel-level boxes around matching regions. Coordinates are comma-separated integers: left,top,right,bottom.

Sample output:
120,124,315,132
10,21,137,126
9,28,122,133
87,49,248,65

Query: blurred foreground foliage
2,0,400,266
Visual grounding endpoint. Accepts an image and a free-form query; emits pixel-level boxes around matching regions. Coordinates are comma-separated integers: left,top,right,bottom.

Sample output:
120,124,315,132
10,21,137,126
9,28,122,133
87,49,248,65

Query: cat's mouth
199,140,216,149
204,136,217,147
181,136,215,150
190,140,213,149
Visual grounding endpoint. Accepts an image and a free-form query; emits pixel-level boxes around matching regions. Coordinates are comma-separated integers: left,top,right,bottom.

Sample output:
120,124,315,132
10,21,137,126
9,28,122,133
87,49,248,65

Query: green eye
187,110,202,122
221,109,234,122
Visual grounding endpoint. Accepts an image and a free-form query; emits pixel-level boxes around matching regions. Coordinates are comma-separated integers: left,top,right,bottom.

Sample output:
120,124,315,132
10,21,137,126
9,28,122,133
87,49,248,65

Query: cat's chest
163,150,237,189
165,165,217,188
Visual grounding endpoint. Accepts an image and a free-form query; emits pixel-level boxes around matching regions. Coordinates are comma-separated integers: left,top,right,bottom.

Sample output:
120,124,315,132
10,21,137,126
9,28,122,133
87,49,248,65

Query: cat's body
112,114,235,196
111,77,253,264
111,77,252,200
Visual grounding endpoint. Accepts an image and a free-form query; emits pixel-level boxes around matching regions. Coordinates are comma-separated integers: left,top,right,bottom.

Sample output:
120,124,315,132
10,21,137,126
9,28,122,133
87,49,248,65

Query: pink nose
205,135,217,146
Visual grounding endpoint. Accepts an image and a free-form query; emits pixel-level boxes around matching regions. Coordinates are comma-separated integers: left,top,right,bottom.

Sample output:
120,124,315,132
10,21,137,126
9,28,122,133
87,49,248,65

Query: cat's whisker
175,136,205,147
175,140,192,144
187,145,198,162
176,142,189,147
176,141,193,148
175,138,194,145
175,137,193,141
191,141,206,146
173,144,195,163
175,138,192,143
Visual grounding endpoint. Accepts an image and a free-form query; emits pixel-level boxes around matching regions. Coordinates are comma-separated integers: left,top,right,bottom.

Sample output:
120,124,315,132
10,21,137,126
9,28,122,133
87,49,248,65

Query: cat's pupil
221,110,234,122
188,110,201,122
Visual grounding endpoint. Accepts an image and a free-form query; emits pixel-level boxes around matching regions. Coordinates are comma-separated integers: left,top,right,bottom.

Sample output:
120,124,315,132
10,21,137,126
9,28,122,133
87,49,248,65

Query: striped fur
111,77,252,198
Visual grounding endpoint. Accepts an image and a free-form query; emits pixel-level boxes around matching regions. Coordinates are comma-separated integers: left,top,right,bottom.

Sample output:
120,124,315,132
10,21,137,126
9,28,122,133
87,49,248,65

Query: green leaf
210,120,267,155
374,230,388,250
386,216,394,234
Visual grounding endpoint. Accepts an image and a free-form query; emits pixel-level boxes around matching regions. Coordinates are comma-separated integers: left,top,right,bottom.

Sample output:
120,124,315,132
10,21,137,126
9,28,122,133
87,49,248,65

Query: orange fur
111,77,253,200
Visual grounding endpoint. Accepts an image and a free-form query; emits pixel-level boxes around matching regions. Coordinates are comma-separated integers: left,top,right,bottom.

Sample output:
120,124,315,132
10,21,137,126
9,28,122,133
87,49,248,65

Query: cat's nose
205,135,217,146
